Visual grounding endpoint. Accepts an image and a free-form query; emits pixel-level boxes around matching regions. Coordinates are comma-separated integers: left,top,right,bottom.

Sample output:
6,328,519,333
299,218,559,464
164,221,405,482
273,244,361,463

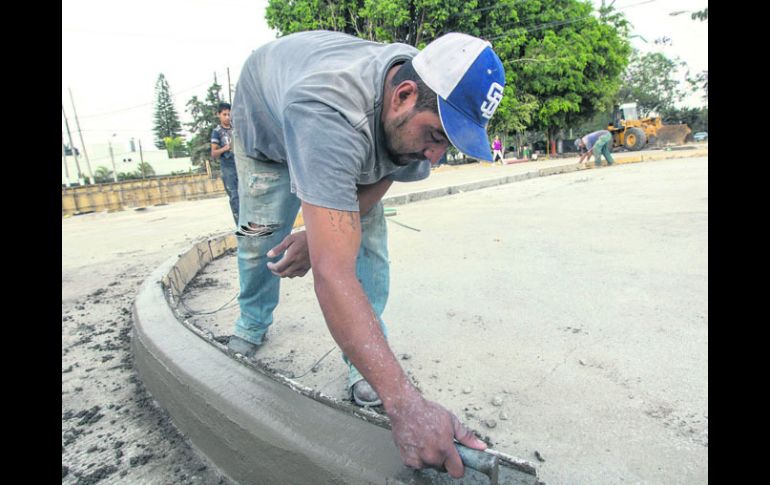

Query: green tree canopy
617,50,688,117
153,73,184,149
660,106,707,133
265,0,632,151
163,136,189,159
185,81,223,168
93,166,114,184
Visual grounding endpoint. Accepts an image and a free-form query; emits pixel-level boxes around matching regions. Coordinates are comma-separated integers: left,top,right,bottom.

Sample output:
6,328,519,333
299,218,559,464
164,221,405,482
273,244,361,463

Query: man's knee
238,221,282,238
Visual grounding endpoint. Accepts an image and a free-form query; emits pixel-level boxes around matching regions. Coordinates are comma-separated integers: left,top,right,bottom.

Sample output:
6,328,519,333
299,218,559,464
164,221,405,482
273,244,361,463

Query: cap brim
438,96,493,162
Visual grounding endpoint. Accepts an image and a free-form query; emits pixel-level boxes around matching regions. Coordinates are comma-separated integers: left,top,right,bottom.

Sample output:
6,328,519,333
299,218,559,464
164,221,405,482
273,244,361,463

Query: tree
685,70,708,104
136,161,156,179
660,106,707,133
511,1,632,153
265,0,632,155
93,166,114,184
185,81,222,169
616,50,687,117
153,74,184,149
691,8,707,21
163,136,188,159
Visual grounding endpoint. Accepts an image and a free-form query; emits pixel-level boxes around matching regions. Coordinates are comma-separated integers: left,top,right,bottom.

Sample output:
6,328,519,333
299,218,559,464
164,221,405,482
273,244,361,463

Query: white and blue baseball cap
413,33,506,162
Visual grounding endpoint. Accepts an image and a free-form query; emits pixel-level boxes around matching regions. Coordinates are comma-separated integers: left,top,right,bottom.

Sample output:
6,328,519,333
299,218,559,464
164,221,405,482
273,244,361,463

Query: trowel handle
454,443,499,483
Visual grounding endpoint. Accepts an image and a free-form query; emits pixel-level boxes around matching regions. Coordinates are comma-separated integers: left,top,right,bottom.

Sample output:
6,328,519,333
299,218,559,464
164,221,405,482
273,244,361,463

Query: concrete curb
132,235,540,484
133,241,406,484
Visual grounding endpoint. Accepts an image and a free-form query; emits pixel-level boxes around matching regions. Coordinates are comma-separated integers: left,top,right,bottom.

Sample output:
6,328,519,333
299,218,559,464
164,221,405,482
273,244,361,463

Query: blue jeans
231,131,390,389
220,158,239,225
593,134,615,167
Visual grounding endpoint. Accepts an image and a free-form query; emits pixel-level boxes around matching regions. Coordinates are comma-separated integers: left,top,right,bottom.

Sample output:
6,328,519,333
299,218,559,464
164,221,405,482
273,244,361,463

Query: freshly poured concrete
182,157,708,484
63,150,707,484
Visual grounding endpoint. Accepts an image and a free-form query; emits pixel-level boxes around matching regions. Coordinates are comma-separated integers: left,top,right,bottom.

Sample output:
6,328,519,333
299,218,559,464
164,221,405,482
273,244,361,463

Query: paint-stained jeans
232,131,390,389
593,133,615,167
220,158,239,225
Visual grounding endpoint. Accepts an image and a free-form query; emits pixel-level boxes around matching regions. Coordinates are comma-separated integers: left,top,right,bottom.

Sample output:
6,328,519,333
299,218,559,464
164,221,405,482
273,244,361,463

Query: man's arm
578,147,593,164
211,142,231,160
265,178,394,278
302,201,486,477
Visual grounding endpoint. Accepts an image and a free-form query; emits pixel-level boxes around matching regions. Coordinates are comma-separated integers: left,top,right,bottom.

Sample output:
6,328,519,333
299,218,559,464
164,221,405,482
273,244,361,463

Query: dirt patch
62,258,235,485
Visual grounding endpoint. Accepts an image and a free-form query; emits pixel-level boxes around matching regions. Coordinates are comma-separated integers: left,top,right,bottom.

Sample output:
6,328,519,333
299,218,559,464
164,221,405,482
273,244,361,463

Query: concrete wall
62,173,224,216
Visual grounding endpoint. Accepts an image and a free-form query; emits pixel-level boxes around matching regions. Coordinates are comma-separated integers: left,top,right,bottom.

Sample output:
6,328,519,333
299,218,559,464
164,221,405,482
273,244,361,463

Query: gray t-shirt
581,130,611,150
232,30,431,211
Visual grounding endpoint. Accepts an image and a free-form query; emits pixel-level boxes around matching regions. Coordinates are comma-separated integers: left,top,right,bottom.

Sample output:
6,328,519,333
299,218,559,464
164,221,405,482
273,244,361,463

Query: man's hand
388,388,487,478
223,143,231,152
579,148,594,164
266,230,311,278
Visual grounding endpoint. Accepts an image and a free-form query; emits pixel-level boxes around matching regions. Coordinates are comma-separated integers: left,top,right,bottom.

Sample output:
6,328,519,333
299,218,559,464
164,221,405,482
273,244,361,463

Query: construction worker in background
576,129,615,167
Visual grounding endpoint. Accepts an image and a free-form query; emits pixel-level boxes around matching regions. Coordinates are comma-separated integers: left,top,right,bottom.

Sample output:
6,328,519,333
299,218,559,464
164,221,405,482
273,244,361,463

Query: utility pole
62,131,72,187
108,134,125,209
68,88,95,184
227,67,232,105
108,136,119,183
62,104,84,185
138,139,146,178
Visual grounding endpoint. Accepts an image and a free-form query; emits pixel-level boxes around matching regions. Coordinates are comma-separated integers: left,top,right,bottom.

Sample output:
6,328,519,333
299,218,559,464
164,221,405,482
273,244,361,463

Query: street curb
132,240,407,484
383,148,707,207
132,236,541,484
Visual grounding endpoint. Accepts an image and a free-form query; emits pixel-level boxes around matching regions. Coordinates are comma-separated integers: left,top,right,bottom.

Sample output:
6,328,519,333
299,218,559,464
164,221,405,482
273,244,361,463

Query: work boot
351,379,382,407
227,335,260,359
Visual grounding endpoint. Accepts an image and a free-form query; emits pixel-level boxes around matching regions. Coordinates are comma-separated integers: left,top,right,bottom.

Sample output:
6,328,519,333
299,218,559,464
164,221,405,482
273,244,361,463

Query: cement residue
63,197,238,485
61,261,236,485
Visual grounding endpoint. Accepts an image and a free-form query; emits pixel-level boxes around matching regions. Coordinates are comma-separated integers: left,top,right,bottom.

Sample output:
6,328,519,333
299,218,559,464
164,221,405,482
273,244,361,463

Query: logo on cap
480,82,504,119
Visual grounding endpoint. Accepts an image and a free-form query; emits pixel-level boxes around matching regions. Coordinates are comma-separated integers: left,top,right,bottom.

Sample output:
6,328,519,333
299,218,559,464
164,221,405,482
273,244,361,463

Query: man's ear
391,81,418,111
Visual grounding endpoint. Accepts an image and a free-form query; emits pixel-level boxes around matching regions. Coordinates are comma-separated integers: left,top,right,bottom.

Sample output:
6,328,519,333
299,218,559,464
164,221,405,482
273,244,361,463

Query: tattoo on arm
324,210,360,233
346,212,359,231
328,211,339,232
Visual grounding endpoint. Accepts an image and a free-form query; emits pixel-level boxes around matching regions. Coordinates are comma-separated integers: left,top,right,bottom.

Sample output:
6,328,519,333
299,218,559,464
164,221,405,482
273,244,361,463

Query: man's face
382,108,449,166
218,109,231,127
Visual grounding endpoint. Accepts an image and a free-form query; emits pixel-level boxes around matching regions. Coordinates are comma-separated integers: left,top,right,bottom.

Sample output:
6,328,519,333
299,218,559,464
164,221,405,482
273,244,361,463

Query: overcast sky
61,0,707,152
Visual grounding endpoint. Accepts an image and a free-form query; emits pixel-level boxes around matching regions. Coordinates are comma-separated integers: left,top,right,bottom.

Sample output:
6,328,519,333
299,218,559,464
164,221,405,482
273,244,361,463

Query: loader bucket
653,124,691,146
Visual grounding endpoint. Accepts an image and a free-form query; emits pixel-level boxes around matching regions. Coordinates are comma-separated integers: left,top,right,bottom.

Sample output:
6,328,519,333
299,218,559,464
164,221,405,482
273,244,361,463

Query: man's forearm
313,268,415,411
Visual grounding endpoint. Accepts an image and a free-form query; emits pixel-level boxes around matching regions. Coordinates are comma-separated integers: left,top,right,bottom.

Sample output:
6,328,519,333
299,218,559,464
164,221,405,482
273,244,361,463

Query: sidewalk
390,144,707,200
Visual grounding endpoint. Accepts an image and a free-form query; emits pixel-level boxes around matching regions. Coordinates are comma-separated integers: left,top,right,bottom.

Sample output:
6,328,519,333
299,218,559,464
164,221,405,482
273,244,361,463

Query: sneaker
351,379,382,407
227,335,260,358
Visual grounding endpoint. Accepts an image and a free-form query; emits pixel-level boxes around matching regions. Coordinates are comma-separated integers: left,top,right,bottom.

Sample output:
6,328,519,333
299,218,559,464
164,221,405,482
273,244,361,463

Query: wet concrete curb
132,238,412,484
133,235,541,484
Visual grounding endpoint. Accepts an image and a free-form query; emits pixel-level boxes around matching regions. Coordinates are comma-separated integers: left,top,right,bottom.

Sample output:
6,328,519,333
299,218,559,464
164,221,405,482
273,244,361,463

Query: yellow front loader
608,103,691,151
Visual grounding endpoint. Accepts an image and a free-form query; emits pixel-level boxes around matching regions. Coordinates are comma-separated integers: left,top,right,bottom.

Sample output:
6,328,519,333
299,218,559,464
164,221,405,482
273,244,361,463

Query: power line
62,27,233,44
75,80,210,119
71,63,234,121
481,0,658,41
